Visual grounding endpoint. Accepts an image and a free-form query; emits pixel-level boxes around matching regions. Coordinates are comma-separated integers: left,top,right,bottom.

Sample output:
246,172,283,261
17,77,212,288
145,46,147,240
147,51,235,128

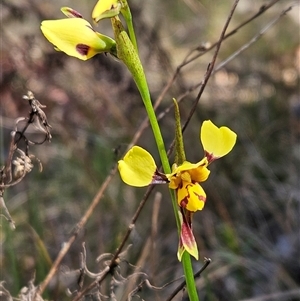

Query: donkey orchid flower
40,7,117,60
118,120,237,260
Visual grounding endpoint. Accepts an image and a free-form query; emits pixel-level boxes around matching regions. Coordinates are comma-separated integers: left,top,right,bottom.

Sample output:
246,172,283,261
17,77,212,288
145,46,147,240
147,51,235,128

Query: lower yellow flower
40,9,117,60
118,120,237,260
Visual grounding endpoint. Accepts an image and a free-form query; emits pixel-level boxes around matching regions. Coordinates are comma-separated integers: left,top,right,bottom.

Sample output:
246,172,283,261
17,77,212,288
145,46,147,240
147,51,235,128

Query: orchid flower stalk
40,2,237,300
108,14,201,300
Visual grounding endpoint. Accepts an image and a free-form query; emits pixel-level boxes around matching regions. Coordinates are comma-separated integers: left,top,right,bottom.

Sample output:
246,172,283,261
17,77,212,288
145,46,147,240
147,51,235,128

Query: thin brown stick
156,4,293,128
36,165,118,295
165,258,211,301
180,0,282,68
71,184,157,301
214,5,293,72
153,0,282,109
182,0,240,133
239,289,300,301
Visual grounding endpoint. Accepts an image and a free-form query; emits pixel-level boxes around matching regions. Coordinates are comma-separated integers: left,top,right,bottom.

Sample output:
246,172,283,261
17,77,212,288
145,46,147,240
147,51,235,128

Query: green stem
111,16,199,301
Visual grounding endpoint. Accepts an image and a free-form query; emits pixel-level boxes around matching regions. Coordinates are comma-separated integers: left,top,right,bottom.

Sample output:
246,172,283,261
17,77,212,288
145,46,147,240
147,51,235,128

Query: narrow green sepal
173,98,186,165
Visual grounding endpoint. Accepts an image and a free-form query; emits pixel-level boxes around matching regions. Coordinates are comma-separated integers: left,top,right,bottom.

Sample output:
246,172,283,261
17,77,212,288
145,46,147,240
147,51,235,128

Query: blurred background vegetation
0,0,299,300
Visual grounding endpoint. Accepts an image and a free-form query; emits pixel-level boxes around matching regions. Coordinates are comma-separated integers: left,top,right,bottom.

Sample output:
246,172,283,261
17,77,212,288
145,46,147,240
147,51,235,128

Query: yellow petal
41,19,116,60
177,181,206,212
167,158,210,187
200,120,237,159
92,0,122,23
118,146,157,187
168,159,206,175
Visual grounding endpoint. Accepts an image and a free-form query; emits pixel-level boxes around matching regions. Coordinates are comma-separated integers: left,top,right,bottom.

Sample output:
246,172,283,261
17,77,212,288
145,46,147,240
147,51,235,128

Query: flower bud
92,0,122,23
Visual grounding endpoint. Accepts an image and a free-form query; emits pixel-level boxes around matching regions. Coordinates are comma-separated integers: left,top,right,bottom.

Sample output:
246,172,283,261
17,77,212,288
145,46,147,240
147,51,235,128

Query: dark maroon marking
66,8,83,18
180,196,189,208
152,169,169,184
205,150,217,164
76,44,90,56
193,191,206,202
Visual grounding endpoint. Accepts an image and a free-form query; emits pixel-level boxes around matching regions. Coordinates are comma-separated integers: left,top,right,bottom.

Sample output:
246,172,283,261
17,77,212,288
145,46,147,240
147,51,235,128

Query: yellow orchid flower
118,120,237,260
92,0,122,23
118,120,236,209
40,8,117,60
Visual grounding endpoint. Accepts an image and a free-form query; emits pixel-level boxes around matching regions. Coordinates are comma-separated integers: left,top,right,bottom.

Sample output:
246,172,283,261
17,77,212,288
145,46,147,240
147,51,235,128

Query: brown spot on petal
76,44,90,56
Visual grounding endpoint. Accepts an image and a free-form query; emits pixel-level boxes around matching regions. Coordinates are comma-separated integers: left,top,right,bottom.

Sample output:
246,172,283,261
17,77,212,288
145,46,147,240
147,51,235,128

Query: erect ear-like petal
40,18,116,60
92,0,122,23
118,146,168,187
177,211,198,261
200,120,237,161
177,181,206,212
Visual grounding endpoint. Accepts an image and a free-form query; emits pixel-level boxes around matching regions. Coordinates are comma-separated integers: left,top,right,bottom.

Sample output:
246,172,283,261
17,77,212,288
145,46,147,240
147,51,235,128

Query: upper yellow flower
40,7,117,60
92,0,122,23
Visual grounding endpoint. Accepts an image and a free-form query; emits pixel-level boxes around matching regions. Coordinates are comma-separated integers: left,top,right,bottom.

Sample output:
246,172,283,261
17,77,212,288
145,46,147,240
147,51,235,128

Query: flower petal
177,239,186,262
167,159,210,189
118,146,167,187
41,18,116,60
92,0,122,23
177,181,206,212
178,213,198,261
200,120,237,161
